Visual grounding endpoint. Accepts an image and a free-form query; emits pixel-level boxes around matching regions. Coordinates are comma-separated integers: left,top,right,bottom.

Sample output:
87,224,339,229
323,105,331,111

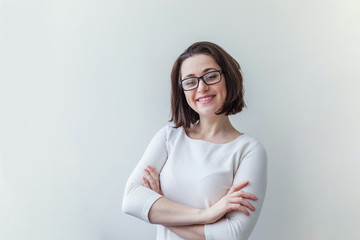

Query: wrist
199,208,211,224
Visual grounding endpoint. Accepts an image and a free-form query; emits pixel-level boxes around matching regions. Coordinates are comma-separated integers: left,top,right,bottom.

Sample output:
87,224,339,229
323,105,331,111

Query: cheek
184,92,194,105
220,81,227,99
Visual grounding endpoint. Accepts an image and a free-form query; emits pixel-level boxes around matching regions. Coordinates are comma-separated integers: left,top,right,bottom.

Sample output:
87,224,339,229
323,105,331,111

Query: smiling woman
180,54,227,123
122,41,267,240
171,42,246,130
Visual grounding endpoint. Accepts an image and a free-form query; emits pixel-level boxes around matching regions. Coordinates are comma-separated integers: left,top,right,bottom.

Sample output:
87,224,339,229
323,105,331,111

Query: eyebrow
183,68,218,79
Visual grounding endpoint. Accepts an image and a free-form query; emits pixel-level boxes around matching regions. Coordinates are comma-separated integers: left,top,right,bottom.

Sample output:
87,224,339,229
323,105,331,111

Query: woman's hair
170,41,246,128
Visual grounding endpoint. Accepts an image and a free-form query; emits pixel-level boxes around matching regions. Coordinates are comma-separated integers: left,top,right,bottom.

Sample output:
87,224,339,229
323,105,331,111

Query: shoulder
154,123,184,140
237,133,267,159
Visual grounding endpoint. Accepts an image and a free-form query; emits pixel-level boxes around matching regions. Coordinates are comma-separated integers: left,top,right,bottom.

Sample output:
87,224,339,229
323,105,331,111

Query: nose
197,79,209,93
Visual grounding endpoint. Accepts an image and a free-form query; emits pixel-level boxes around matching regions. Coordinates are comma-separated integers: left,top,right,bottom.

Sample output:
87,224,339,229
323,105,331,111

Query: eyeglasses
179,70,223,91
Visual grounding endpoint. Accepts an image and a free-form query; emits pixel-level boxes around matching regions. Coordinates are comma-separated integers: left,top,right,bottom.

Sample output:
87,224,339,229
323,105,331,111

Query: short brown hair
170,41,246,128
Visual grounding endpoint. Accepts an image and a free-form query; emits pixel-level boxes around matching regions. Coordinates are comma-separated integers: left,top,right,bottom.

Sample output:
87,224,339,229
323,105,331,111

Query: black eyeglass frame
179,70,223,91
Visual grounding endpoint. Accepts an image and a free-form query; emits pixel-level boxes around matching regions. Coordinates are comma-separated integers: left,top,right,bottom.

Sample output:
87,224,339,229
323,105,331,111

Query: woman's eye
206,74,217,80
185,79,196,86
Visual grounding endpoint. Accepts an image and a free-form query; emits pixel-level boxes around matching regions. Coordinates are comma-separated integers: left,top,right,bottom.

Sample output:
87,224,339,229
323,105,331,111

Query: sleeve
122,125,169,223
204,141,268,240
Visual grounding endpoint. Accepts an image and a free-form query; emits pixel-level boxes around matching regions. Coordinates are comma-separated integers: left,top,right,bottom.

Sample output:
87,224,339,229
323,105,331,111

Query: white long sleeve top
122,124,267,240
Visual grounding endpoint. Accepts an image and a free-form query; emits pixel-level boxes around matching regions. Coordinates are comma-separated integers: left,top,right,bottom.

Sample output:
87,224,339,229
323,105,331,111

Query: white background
1,0,359,239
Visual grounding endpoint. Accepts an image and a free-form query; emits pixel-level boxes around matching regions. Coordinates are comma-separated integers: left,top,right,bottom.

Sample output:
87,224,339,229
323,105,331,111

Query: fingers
230,197,256,211
147,166,160,180
231,190,258,201
144,168,158,190
229,203,250,216
229,181,258,202
228,180,249,194
228,181,258,216
241,191,258,200
142,166,162,195
142,176,150,188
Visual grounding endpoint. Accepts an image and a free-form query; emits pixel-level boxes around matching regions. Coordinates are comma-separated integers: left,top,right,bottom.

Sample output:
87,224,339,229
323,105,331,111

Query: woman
122,41,267,240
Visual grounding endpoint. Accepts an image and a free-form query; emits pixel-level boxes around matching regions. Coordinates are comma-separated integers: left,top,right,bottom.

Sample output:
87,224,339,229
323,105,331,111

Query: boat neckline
181,126,247,145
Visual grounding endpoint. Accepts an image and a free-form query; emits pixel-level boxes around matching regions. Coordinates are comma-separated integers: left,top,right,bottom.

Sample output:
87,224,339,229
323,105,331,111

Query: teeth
198,96,214,102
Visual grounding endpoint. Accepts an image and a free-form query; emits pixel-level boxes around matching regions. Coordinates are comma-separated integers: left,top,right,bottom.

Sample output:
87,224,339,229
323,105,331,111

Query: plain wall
1,0,359,239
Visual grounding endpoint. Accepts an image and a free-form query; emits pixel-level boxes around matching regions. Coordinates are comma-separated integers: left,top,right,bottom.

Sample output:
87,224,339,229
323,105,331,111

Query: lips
196,95,216,102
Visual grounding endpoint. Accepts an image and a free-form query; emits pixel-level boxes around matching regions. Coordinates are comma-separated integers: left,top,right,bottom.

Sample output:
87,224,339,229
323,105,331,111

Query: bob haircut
170,41,246,128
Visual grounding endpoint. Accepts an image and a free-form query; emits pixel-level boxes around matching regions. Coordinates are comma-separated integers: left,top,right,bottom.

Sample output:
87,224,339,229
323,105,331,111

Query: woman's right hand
142,165,163,195
204,180,258,224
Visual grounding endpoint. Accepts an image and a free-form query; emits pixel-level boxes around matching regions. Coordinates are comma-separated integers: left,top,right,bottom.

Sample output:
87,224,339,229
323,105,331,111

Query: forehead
180,54,220,77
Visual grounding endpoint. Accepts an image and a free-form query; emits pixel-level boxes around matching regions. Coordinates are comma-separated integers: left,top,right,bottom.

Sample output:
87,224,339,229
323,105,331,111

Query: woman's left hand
204,180,257,224
142,165,163,195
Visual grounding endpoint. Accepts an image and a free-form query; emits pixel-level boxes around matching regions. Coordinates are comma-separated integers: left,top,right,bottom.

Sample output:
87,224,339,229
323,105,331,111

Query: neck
195,115,234,138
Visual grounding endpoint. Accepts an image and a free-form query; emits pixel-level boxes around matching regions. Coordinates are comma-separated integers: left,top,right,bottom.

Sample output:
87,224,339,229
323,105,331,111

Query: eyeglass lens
181,71,221,91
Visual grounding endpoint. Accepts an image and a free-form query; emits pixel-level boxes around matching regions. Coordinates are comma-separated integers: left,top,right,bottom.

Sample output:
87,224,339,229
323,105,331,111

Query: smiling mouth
197,95,215,102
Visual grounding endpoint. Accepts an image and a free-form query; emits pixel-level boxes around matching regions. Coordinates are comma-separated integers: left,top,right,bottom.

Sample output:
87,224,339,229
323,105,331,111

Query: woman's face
180,54,227,119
